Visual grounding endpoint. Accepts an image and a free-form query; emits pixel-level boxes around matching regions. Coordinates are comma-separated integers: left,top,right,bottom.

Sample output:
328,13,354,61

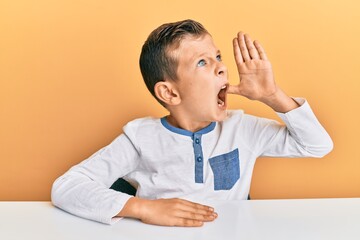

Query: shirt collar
160,117,216,137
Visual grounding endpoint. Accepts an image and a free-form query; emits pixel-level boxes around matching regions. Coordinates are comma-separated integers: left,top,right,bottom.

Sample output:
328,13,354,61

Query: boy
52,19,333,227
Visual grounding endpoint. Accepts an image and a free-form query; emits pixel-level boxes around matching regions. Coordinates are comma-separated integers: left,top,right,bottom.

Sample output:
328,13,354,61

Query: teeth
218,99,224,106
218,85,227,107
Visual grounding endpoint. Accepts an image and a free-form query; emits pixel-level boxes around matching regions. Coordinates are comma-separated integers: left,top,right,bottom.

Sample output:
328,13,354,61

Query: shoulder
123,117,163,141
223,109,257,125
222,109,279,130
225,109,245,118
124,117,161,133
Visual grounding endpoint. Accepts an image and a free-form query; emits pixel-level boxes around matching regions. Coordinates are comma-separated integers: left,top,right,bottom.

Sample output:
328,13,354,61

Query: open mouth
217,84,228,108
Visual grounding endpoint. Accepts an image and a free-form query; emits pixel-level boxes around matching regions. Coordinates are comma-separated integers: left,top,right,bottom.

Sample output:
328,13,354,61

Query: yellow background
1,0,359,200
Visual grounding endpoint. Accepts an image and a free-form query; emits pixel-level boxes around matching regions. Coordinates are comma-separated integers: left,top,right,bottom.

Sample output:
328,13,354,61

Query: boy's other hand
118,197,217,227
228,32,277,103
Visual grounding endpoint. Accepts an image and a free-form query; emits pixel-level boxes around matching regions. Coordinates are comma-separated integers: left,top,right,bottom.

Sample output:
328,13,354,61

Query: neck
166,114,212,133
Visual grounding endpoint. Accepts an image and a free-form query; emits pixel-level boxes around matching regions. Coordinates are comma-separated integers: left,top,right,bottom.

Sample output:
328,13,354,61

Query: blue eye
216,54,222,61
197,59,206,67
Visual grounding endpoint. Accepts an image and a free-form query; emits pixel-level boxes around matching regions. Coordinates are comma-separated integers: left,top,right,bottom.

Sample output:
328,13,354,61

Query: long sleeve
253,98,333,158
51,132,140,224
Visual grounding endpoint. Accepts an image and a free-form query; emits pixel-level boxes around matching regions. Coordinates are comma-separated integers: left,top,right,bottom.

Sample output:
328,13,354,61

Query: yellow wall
1,0,359,200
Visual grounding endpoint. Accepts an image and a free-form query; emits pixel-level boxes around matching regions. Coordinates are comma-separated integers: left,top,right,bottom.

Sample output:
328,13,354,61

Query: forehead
169,34,218,64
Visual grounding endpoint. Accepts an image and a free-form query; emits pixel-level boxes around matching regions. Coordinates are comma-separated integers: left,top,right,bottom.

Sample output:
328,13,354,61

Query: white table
1,198,360,240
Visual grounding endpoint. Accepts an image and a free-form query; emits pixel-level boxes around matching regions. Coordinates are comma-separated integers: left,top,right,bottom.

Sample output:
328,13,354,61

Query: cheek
184,93,209,111
183,85,204,99
180,80,215,105
195,89,213,103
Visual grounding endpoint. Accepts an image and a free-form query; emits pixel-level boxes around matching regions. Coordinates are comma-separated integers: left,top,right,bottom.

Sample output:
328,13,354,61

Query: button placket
193,133,204,183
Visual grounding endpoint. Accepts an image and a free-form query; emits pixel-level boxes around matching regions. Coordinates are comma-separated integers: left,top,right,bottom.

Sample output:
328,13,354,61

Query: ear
154,81,181,106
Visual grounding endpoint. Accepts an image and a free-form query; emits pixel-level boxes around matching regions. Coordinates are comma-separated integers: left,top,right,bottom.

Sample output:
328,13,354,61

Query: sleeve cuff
276,97,308,118
102,193,133,225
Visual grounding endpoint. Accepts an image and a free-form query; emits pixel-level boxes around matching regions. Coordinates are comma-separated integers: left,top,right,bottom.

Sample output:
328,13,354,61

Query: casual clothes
51,98,333,224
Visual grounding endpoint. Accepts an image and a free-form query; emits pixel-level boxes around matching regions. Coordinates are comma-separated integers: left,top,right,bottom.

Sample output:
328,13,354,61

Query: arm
51,133,139,224
229,32,333,157
52,122,217,226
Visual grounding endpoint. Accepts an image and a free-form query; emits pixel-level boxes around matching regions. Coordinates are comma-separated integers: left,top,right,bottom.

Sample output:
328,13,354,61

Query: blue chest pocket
209,148,240,190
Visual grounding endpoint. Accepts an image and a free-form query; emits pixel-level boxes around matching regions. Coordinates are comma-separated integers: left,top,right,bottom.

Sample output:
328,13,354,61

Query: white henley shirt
51,98,333,224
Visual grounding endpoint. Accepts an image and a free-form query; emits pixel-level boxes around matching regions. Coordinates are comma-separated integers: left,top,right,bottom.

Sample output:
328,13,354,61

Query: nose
216,61,227,76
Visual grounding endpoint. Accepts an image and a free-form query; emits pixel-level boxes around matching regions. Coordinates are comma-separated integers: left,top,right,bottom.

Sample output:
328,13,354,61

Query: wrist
261,88,299,113
117,197,148,219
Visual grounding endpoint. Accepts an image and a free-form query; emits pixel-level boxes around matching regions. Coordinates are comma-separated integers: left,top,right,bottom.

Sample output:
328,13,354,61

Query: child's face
171,34,229,123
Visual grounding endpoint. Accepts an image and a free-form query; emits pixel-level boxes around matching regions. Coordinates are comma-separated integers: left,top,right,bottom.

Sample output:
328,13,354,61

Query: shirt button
195,139,200,144
197,157,202,162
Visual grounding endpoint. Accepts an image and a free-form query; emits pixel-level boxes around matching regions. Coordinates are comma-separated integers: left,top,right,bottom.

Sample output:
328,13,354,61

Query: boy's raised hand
118,197,217,227
229,32,299,113
228,32,277,102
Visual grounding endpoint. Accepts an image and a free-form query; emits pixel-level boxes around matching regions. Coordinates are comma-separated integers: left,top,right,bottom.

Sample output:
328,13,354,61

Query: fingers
173,199,217,222
233,37,243,66
140,198,217,227
233,32,266,62
254,40,268,60
244,33,260,60
227,84,241,95
177,219,204,227
237,32,251,61
176,198,213,212
175,209,217,223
